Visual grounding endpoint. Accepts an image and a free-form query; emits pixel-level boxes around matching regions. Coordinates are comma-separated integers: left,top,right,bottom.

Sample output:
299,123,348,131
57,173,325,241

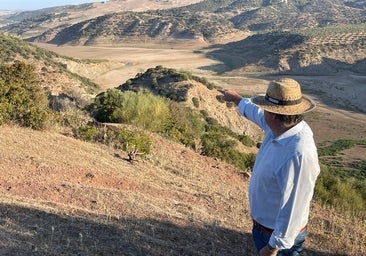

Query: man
220,78,320,256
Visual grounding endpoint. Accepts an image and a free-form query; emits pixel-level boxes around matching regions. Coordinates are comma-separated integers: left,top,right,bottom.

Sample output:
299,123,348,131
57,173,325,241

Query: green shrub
192,97,200,108
198,115,256,169
0,61,50,129
229,150,256,171
93,89,171,132
93,89,125,122
118,91,170,132
201,131,228,161
165,102,206,149
114,128,152,154
125,79,132,85
152,77,158,88
205,116,219,126
199,109,209,118
315,139,366,215
206,82,215,90
216,94,225,103
91,88,256,170
92,89,205,148
176,73,190,82
201,131,235,159
238,134,255,147
200,130,255,170
318,139,366,156
75,125,98,141
74,123,152,154
315,164,365,216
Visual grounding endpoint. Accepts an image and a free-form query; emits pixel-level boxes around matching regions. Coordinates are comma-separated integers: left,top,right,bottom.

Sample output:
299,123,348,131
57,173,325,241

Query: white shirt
238,98,320,249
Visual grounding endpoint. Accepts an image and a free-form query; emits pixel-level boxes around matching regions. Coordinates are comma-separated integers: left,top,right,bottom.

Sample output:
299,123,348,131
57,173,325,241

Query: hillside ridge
3,0,365,44
116,65,263,138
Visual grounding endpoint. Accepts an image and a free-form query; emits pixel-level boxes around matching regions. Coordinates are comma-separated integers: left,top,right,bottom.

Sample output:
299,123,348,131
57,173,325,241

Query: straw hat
251,78,316,115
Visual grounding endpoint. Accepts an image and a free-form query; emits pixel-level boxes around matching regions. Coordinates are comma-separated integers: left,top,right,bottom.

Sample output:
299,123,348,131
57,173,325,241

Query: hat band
265,94,302,106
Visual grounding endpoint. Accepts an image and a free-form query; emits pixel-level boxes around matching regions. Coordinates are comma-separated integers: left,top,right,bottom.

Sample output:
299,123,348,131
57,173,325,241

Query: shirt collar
273,121,305,146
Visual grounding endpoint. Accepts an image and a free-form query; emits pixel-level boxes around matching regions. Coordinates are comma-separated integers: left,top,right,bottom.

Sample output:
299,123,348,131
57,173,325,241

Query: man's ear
268,112,278,120
271,113,283,126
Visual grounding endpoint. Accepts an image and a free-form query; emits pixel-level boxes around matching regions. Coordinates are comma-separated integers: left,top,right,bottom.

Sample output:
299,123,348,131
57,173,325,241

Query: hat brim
251,94,316,115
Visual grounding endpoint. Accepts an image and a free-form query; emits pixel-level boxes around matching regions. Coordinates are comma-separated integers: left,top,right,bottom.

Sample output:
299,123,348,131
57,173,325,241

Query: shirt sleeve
269,152,320,249
238,98,267,130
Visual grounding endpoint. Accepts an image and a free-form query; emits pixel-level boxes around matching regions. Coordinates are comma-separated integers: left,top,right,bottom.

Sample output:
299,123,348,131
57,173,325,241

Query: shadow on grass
0,203,342,255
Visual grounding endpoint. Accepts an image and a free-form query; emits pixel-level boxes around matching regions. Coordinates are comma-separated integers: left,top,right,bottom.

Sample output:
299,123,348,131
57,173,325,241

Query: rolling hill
2,0,365,76
203,26,366,76
2,0,365,44
0,0,365,254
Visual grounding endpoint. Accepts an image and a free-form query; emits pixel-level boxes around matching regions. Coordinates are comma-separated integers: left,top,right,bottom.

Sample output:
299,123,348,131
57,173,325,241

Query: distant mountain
228,0,365,31
204,25,366,75
24,11,239,45
2,0,365,44
0,0,202,38
1,0,365,75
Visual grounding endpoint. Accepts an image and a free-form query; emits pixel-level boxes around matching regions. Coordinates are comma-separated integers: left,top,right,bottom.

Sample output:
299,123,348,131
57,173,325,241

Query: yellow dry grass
0,124,365,255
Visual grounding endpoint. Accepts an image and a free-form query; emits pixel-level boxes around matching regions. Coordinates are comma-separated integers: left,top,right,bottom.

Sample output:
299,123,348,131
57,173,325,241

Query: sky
0,0,105,11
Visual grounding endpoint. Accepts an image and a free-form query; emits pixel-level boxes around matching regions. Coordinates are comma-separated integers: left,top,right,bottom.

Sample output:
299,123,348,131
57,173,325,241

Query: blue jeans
252,224,307,256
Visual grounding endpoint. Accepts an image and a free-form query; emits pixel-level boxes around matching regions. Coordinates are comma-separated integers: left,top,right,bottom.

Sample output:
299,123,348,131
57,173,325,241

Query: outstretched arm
219,89,268,130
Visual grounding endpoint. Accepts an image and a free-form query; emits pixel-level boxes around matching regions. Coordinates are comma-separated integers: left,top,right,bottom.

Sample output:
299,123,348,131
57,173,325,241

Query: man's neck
273,122,297,137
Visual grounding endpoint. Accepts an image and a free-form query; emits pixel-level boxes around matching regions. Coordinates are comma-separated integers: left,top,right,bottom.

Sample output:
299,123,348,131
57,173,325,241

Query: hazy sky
0,0,105,11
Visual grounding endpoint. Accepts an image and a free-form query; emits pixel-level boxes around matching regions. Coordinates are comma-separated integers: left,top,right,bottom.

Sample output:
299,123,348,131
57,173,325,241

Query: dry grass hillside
1,125,365,255
0,1,365,254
